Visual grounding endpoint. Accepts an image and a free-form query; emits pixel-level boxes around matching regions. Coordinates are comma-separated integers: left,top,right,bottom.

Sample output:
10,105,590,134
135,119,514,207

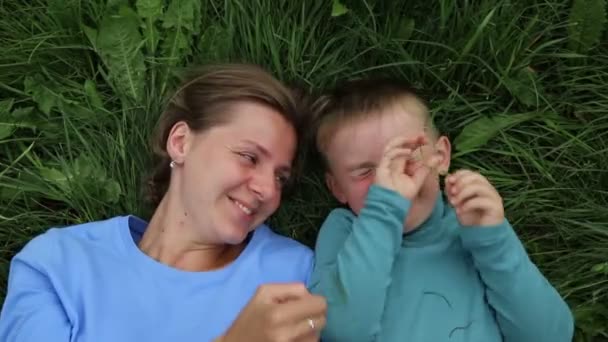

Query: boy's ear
325,172,347,204
434,135,452,175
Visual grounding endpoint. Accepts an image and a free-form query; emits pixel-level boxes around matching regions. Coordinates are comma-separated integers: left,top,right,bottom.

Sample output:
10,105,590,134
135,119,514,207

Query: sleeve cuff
363,185,412,223
460,219,514,249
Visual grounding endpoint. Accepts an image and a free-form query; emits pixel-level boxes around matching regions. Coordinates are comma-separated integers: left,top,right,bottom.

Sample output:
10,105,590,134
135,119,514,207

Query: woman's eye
238,152,258,164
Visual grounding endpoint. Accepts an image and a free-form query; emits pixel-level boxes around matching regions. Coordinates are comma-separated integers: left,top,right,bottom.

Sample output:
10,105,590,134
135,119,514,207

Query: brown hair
146,63,302,207
311,77,436,171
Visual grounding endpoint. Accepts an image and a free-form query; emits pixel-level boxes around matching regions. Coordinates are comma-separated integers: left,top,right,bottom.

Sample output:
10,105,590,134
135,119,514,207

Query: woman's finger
256,283,309,304
292,314,327,341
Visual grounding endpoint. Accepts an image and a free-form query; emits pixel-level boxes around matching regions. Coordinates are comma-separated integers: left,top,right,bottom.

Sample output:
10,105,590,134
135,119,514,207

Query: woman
0,64,327,342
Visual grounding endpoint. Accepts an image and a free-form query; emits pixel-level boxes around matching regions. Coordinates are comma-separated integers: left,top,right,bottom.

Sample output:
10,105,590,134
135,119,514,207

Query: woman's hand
217,283,327,342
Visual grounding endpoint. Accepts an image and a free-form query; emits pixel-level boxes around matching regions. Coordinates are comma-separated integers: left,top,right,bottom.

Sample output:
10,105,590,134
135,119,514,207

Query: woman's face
168,101,297,245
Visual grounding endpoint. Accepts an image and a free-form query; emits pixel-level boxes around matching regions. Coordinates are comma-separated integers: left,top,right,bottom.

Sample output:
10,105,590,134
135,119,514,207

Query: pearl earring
169,160,176,168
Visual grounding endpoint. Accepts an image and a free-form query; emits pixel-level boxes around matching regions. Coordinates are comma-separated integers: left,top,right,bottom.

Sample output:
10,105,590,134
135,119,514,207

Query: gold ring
307,318,315,330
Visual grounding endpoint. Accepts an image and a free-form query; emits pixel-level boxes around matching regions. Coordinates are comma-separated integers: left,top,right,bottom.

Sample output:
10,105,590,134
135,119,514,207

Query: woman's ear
166,121,192,165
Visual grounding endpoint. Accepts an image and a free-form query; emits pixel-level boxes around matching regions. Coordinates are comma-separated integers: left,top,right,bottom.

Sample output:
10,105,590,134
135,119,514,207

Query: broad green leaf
0,98,15,117
82,24,98,48
142,19,161,54
96,6,146,103
395,18,415,41
11,107,35,120
158,0,201,91
137,0,163,19
160,27,190,66
0,186,19,201
60,102,97,122
70,155,122,204
454,113,538,153
332,0,349,17
84,80,104,109
103,181,122,204
163,0,200,32
74,155,96,179
40,121,63,139
197,25,232,61
39,167,70,191
0,98,14,115
591,262,608,274
9,107,38,132
504,67,544,107
568,0,607,53
107,0,129,9
0,123,16,140
47,0,79,30
24,76,58,115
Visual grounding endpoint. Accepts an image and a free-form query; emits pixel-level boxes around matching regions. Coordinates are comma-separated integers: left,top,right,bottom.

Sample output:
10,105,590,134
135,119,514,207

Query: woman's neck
138,195,246,272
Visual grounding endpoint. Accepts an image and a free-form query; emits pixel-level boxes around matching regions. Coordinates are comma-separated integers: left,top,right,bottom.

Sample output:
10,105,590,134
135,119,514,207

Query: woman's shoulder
244,225,314,283
13,216,130,266
252,225,313,258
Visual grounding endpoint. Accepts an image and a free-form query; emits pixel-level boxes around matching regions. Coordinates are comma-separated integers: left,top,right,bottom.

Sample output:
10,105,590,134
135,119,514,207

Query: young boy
308,78,574,342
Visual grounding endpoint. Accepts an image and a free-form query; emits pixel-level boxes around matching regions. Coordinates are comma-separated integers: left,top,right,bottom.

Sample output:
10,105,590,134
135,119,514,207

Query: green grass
1,0,607,340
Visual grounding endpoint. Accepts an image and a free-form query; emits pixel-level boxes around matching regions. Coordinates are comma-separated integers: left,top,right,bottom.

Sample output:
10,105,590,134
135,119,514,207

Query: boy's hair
311,77,437,171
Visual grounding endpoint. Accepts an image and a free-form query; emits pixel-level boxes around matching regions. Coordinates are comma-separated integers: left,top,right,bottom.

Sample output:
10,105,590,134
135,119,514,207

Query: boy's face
324,104,451,232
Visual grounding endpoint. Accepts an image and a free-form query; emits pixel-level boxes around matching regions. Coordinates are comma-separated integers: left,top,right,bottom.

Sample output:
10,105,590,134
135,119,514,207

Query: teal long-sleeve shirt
309,185,574,342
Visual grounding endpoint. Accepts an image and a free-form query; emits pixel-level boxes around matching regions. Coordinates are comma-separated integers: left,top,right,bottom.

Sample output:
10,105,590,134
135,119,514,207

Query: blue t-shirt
0,216,313,341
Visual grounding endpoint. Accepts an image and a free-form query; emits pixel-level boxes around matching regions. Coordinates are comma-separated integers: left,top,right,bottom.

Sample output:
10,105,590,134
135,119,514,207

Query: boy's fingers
450,183,496,206
383,136,411,154
382,148,412,172
384,135,428,155
446,169,475,184
410,161,432,189
447,171,489,192
456,197,498,215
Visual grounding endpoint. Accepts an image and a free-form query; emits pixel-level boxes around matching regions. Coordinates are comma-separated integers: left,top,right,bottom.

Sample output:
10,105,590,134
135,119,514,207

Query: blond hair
312,78,437,170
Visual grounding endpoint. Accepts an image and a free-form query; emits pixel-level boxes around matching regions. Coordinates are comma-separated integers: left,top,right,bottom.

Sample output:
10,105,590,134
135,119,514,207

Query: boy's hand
445,170,505,227
375,135,441,200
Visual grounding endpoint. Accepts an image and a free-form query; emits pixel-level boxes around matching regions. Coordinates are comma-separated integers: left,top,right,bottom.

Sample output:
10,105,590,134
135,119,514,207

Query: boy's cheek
350,177,375,214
